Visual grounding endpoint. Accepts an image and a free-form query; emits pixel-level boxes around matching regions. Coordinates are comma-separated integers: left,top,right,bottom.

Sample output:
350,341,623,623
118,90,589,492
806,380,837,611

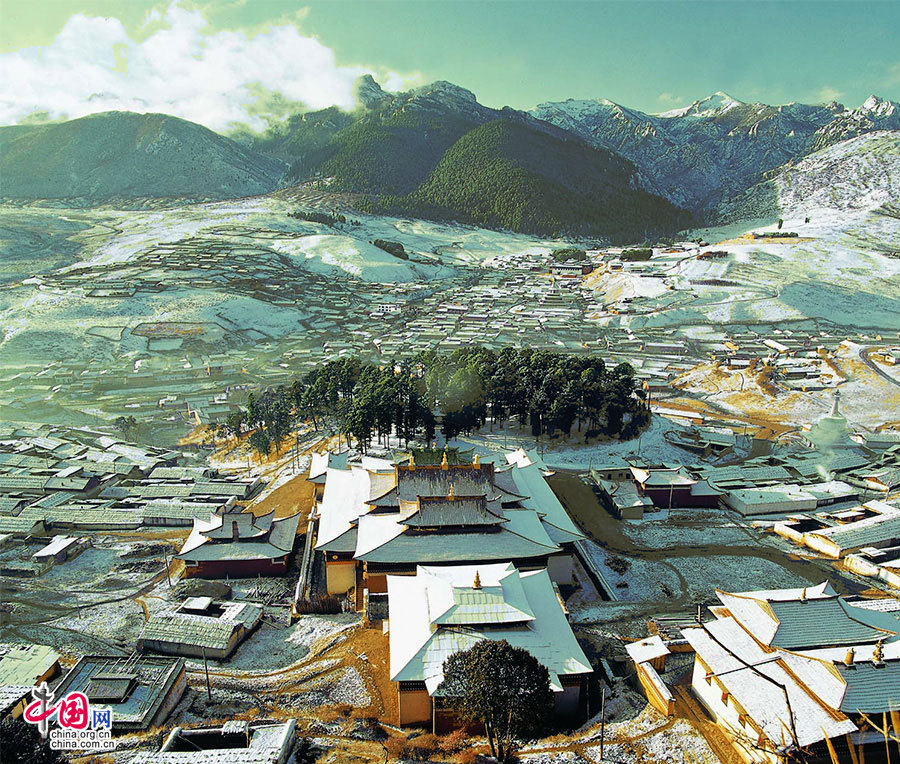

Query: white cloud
884,61,900,89
0,2,419,132
817,85,844,103
657,92,684,106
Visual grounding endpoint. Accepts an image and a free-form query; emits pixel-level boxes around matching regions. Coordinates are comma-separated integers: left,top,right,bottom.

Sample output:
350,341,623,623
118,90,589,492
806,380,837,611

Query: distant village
2,210,900,763
4,238,898,442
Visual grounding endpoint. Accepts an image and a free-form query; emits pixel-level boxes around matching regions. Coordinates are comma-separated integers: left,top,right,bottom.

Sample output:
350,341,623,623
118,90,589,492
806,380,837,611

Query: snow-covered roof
176,507,299,562
32,534,81,558
505,447,552,474
388,563,591,693
625,635,670,665
683,617,856,749
315,465,374,550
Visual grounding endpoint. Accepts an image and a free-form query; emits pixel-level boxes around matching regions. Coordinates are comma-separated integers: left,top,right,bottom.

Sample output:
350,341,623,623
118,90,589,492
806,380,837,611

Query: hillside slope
247,77,686,239
533,93,900,214
718,131,900,223
0,112,286,201
399,119,686,238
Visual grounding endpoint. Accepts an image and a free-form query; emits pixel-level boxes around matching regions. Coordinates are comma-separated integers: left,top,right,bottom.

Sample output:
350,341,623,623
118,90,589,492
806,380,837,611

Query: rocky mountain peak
412,80,479,104
353,74,390,109
860,95,897,117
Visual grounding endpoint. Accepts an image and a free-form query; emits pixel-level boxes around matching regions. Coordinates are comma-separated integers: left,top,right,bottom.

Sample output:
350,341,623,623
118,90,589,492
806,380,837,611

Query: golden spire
843,648,855,666
448,483,455,499
473,452,480,469
473,570,481,589
873,639,884,663
441,450,449,469
408,452,415,468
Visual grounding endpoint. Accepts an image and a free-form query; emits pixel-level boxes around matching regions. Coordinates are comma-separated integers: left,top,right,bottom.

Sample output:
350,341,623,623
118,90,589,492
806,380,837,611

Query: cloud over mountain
0,2,417,132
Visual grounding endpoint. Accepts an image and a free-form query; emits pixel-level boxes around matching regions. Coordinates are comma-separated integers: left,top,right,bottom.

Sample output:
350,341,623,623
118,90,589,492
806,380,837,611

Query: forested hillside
244,78,689,239
387,120,687,238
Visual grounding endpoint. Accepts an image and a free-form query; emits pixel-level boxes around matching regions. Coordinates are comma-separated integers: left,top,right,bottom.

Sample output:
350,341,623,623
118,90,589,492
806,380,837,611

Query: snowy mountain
0,111,287,202
533,93,899,215
718,131,900,224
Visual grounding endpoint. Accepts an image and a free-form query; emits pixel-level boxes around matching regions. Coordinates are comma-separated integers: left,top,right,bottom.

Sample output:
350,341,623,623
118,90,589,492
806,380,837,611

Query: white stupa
805,389,853,451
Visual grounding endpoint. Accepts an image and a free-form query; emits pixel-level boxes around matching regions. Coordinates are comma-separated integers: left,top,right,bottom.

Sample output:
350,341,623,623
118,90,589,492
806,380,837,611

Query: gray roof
838,661,900,713
404,496,506,528
53,654,185,729
395,466,520,503
769,598,896,649
359,527,557,565
0,685,32,715
813,516,900,552
139,603,262,651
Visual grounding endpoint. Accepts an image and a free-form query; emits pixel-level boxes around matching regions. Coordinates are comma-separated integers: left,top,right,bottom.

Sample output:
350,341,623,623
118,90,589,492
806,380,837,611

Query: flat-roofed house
51,654,187,732
387,562,592,731
137,598,264,659
0,643,60,686
130,720,297,764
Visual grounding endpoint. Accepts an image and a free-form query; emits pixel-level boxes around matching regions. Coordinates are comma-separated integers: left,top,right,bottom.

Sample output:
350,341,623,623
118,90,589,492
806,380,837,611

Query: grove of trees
221,347,649,459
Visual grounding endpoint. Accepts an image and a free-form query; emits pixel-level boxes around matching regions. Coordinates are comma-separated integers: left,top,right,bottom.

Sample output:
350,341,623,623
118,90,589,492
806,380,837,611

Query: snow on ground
456,414,706,471
584,270,670,302
224,613,361,672
268,233,450,282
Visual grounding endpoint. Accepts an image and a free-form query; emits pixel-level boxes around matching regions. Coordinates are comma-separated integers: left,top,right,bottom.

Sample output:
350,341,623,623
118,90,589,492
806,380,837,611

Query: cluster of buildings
628,583,900,764
0,634,296,761
0,424,264,573
592,407,900,524
374,270,593,358
309,447,593,729
776,499,900,589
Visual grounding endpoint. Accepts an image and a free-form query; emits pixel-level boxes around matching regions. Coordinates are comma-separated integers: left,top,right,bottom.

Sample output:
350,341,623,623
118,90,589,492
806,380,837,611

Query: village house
775,499,900,589
0,643,60,686
52,654,187,732
387,562,592,731
137,597,264,660
129,720,297,764
176,506,300,579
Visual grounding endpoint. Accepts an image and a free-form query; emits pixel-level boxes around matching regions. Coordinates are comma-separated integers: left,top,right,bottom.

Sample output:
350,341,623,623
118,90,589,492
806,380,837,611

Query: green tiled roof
358,528,557,564
404,496,505,528
769,599,896,649
838,661,900,713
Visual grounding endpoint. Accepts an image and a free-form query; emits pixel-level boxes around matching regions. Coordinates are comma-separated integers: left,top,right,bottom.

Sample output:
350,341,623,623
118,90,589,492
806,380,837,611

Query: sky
1,0,898,132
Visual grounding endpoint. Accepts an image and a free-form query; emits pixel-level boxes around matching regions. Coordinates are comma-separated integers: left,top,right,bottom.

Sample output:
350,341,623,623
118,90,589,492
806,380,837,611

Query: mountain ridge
0,111,287,202
532,93,899,215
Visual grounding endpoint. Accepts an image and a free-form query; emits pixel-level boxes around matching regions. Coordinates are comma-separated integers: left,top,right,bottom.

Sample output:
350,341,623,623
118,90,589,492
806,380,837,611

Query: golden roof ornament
473,570,481,589
843,648,855,666
441,450,449,469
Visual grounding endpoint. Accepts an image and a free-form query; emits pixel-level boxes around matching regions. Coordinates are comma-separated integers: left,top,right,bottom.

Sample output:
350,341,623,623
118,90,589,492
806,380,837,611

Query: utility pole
599,685,606,760
164,556,172,587
202,646,212,701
